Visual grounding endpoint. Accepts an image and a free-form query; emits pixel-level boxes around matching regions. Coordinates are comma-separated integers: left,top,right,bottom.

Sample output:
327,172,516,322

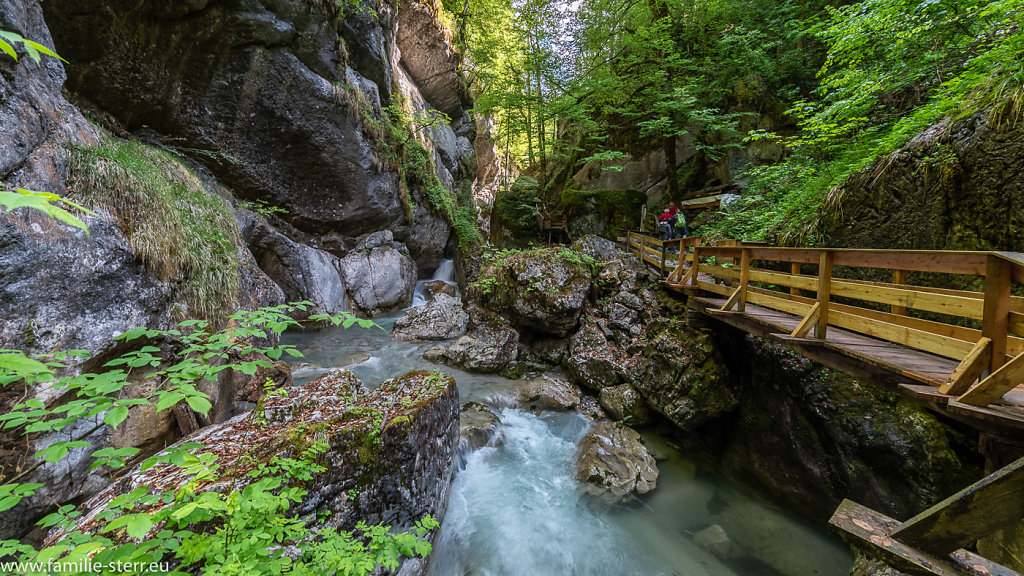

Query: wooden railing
623,230,700,278
681,245,1024,408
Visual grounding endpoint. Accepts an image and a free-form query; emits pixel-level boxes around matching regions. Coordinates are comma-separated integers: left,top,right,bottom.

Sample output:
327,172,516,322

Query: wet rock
476,247,594,337
691,524,737,561
563,321,623,391
444,324,519,373
421,280,457,301
47,369,459,570
510,375,581,412
571,235,622,262
459,402,501,452
598,384,651,426
238,210,347,317
338,243,418,315
529,337,569,366
576,422,658,502
393,293,468,341
627,326,734,431
423,346,446,364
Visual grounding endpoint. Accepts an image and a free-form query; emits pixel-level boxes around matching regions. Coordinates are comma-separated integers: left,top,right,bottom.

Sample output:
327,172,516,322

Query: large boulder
458,402,502,454
598,384,651,426
475,247,594,338
443,324,519,374
338,237,418,315
393,293,468,341
45,369,459,571
571,235,623,262
238,210,347,316
575,422,659,503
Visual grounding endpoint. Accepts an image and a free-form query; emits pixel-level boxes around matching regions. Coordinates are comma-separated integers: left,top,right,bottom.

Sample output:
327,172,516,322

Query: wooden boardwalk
620,233,1024,435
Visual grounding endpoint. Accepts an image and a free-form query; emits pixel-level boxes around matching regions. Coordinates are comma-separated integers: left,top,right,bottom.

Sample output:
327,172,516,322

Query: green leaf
0,351,52,380
0,39,16,60
185,395,212,415
22,39,67,63
125,514,154,539
0,189,93,234
103,406,130,428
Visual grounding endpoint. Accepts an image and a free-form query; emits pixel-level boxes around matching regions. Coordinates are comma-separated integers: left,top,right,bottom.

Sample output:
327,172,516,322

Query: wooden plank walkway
635,238,1024,435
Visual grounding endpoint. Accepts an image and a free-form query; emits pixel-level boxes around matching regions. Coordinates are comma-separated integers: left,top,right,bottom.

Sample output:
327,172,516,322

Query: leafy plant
0,303,435,575
0,30,65,65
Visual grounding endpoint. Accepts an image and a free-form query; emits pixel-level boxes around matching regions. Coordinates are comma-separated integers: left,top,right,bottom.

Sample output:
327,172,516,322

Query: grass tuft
66,136,241,321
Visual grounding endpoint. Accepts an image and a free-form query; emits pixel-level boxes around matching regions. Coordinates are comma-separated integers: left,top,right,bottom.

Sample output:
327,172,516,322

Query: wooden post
816,251,833,339
892,269,908,315
790,262,801,297
660,241,667,277
738,248,751,312
690,245,700,286
982,255,1011,372
625,230,631,253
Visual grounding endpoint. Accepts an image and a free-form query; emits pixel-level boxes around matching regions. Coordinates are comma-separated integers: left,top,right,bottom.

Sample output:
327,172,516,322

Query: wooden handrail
674,242,1024,409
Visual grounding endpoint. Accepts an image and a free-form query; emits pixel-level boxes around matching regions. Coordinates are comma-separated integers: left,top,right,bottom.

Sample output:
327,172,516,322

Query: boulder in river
393,293,469,341
338,239,418,315
575,422,658,503
458,402,502,453
510,375,582,412
474,247,594,337
562,320,624,391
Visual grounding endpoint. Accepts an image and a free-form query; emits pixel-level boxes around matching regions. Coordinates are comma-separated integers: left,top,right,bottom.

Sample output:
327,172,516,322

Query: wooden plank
748,268,819,291
983,255,1012,372
696,280,733,297
790,262,802,297
892,457,1024,555
791,302,821,338
939,338,992,395
817,251,834,339
893,269,909,315
948,401,1024,432
746,289,816,317
689,245,700,286
738,248,751,312
831,251,988,276
828,309,976,360
719,286,742,312
899,384,953,412
831,279,985,320
958,352,1024,407
829,499,1001,576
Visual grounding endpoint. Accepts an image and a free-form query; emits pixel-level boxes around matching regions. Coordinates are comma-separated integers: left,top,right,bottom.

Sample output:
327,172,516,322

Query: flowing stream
282,263,853,576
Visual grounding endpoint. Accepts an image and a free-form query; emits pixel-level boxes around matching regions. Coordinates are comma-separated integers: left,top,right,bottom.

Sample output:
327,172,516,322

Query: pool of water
282,302,852,576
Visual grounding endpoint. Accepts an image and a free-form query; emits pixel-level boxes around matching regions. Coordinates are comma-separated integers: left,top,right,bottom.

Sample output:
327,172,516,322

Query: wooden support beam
790,302,821,338
893,269,909,315
830,499,1020,576
892,457,1024,555
939,338,992,395
738,248,751,312
790,262,802,297
816,251,834,339
958,351,1024,407
689,245,700,286
719,286,742,312
983,255,1012,372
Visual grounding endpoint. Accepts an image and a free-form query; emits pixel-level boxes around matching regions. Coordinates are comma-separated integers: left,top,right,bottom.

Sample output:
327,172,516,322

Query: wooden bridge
623,232,1024,575
623,232,1024,434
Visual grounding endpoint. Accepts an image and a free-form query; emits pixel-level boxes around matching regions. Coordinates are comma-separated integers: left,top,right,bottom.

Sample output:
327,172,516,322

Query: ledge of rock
458,402,502,454
575,422,658,503
509,375,581,412
46,369,460,563
393,293,469,341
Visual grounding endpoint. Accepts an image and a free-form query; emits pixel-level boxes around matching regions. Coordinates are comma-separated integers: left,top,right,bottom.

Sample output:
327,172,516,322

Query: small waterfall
412,258,457,307
432,258,456,283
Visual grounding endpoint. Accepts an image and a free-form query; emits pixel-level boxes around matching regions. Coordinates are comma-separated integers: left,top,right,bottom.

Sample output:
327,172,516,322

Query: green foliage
66,136,242,320
704,0,1024,245
0,30,65,65
0,303,436,575
492,176,541,239
0,189,95,234
239,199,289,218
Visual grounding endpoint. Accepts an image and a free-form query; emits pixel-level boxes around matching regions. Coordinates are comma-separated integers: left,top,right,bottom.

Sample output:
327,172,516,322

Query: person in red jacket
658,209,673,240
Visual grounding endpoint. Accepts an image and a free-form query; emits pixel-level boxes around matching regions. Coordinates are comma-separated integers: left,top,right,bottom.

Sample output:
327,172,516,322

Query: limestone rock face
476,248,594,338
627,325,735,431
393,293,469,341
395,0,467,118
575,422,658,502
571,235,623,262
338,243,418,315
46,370,460,570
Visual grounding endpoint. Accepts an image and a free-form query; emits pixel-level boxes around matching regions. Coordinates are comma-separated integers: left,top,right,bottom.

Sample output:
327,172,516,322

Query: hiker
667,202,681,238
675,209,689,238
658,209,673,240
